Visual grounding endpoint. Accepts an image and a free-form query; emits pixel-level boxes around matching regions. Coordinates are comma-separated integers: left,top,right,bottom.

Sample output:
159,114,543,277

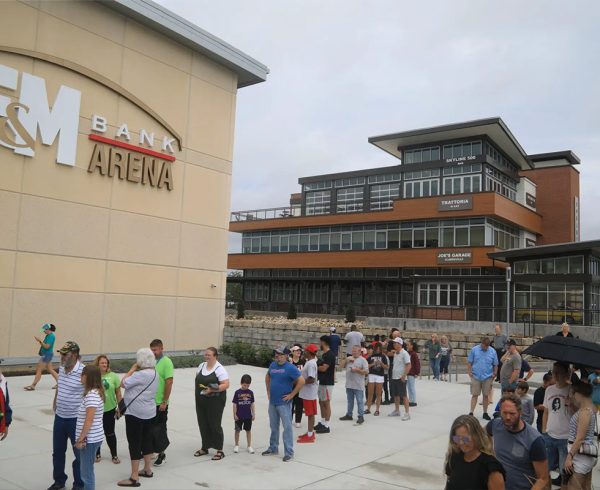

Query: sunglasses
452,435,472,445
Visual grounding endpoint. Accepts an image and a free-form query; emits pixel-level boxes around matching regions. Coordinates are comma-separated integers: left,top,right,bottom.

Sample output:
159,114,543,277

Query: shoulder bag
577,409,599,457
115,370,157,420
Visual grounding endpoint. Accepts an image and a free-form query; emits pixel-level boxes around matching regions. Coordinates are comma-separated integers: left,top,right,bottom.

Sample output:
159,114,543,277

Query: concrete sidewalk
1,366,598,489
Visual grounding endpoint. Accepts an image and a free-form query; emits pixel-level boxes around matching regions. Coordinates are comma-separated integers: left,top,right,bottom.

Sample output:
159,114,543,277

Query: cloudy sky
157,1,600,250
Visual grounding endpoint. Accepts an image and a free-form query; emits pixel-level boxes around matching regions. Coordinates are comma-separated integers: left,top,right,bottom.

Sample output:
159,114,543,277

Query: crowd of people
0,321,599,489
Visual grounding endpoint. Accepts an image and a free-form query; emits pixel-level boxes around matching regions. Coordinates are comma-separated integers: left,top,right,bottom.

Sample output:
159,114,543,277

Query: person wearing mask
444,414,505,490
556,322,574,338
339,345,369,425
297,344,319,443
563,382,598,489
439,336,453,382
149,339,173,467
117,348,159,486
74,365,105,490
0,365,12,441
542,362,573,487
499,339,521,391
94,355,122,464
425,334,442,381
315,336,336,434
47,341,85,490
467,337,498,420
405,340,421,407
486,395,549,489
289,345,305,428
262,346,304,462
193,347,229,461
533,373,553,433
25,323,58,391
364,343,388,416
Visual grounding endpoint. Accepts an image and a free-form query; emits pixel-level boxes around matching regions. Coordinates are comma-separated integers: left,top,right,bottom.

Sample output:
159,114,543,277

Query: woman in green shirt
94,355,122,463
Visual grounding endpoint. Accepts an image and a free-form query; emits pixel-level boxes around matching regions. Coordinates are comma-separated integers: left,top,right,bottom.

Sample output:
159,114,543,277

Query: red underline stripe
88,134,176,161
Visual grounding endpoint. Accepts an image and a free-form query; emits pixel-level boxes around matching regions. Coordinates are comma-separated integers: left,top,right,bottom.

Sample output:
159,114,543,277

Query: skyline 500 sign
0,61,178,190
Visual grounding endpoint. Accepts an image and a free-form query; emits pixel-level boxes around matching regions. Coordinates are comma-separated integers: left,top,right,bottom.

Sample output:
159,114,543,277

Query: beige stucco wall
0,1,239,356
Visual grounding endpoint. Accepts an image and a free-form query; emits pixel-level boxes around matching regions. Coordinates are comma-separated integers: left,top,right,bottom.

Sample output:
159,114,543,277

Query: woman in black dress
290,345,305,428
194,347,230,461
445,414,505,490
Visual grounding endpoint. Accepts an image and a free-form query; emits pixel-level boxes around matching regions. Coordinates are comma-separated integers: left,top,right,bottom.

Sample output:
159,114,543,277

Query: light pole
506,266,512,337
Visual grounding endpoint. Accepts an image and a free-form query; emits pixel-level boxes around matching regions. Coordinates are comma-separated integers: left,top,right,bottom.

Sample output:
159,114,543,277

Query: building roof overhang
368,117,533,170
488,239,600,262
99,0,269,88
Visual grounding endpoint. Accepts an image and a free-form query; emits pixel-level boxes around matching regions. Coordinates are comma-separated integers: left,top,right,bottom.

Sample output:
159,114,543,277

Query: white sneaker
247,447,254,454
387,410,400,417
401,413,411,421
233,446,239,453
294,422,301,428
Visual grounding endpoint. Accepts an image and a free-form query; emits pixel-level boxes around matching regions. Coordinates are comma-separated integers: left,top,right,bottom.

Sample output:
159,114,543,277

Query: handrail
230,205,302,222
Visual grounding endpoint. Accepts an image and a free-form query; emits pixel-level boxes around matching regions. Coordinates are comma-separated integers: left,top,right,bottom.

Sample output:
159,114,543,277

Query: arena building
0,0,268,357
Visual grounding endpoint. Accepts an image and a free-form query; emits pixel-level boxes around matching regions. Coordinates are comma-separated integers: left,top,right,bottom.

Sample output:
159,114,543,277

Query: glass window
299,234,309,252
306,190,331,215
370,183,400,210
387,230,399,248
455,227,469,246
426,228,438,247
341,233,352,250
413,229,425,248
337,187,364,213
352,231,364,250
541,259,554,274
400,230,412,248
319,233,329,251
364,231,375,250
569,256,584,274
442,228,454,247
376,231,387,249
470,226,485,246
330,233,340,251
555,257,569,274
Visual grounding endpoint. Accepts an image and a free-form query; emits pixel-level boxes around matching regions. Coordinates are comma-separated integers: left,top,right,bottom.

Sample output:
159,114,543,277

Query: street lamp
506,266,512,337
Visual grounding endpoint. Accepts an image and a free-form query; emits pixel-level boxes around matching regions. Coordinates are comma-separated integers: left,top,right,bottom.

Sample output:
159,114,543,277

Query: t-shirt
391,349,411,379
155,355,174,405
197,361,229,382
440,345,452,358
520,395,534,425
40,332,56,355
425,340,441,360
543,384,571,439
445,451,505,490
299,358,318,401
101,371,121,412
76,389,104,444
344,331,364,355
367,354,388,376
467,345,498,381
588,372,600,405
329,334,341,356
317,350,336,386
486,418,546,490
345,356,368,390
500,352,522,386
533,386,546,433
268,361,300,406
518,359,531,380
232,388,254,420
123,369,159,420
56,361,85,419
292,359,305,372
492,334,508,352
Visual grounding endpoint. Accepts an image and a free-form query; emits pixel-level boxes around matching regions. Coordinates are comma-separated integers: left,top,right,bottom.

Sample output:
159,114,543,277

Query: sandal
96,454,101,463
117,478,140,487
138,470,153,478
112,456,121,464
194,449,209,457
211,451,225,461
374,411,380,416
24,385,35,391
364,409,371,414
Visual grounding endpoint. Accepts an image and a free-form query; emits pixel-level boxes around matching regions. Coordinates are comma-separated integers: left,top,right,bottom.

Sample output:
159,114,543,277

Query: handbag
577,412,599,457
115,370,157,420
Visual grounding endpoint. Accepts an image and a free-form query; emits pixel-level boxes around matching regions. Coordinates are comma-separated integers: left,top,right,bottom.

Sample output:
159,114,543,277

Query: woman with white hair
117,348,158,487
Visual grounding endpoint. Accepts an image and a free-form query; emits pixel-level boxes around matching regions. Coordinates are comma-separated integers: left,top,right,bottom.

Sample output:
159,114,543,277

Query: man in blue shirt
262,346,305,462
328,326,341,357
467,337,498,420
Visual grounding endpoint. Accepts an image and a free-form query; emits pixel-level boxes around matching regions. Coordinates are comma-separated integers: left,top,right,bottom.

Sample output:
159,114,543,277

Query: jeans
543,433,568,473
268,402,294,458
346,388,364,417
430,358,441,379
407,375,416,403
79,441,102,490
53,415,83,488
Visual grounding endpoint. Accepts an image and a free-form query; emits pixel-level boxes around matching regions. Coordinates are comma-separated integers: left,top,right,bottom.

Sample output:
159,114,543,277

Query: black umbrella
522,335,600,369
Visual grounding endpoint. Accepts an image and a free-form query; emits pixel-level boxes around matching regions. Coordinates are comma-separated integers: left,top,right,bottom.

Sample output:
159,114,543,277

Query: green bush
236,302,245,319
287,302,297,320
345,305,356,323
255,346,274,367
220,343,232,356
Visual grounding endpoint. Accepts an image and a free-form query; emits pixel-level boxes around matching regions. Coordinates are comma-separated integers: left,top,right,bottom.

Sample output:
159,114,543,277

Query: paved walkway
1,364,598,489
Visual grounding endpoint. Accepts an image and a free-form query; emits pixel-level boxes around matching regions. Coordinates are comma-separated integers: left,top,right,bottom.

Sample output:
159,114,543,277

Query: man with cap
339,344,369,424
389,337,411,420
297,344,319,443
48,341,85,490
500,339,522,391
263,345,305,462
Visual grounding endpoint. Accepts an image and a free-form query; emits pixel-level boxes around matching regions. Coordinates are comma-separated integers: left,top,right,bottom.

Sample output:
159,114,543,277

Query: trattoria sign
438,196,473,211
0,61,178,190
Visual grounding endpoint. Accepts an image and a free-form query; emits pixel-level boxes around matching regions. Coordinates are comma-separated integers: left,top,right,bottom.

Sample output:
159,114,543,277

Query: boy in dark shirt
232,374,255,454
533,372,553,433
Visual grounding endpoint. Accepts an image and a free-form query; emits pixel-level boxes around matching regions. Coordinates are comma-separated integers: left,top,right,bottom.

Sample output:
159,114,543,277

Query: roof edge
99,0,269,88
528,150,581,166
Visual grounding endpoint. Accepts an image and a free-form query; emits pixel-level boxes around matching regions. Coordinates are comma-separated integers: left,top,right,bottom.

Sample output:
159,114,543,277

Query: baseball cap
507,339,517,346
57,341,80,354
304,344,318,354
393,337,404,345
329,326,337,333
274,345,291,355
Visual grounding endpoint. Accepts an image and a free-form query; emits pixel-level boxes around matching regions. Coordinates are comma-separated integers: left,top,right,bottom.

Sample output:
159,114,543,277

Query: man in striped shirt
48,341,84,490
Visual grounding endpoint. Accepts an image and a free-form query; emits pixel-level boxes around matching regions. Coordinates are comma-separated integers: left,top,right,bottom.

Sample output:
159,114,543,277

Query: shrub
345,305,356,323
287,302,297,320
236,301,245,319
220,343,232,356
255,346,274,367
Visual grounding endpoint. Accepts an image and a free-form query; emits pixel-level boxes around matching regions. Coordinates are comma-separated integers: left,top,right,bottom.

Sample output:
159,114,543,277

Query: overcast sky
157,1,600,251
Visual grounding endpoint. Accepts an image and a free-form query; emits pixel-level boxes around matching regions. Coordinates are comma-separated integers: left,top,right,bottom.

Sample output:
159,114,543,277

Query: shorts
302,399,318,416
40,352,53,363
368,374,385,384
501,380,518,392
390,379,407,399
234,419,252,432
318,385,333,402
470,378,493,396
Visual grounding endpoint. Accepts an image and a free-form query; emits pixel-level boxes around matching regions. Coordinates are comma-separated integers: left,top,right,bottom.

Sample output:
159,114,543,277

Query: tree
345,305,356,323
287,302,297,320
236,301,245,319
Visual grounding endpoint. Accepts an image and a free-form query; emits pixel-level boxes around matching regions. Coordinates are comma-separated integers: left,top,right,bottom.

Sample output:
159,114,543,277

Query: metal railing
230,205,302,222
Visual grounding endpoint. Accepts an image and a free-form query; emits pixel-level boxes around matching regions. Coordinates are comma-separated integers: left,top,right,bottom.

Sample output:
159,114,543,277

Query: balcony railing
230,205,302,222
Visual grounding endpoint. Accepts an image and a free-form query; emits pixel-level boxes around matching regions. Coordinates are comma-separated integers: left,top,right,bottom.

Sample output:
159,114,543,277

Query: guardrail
230,206,302,222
